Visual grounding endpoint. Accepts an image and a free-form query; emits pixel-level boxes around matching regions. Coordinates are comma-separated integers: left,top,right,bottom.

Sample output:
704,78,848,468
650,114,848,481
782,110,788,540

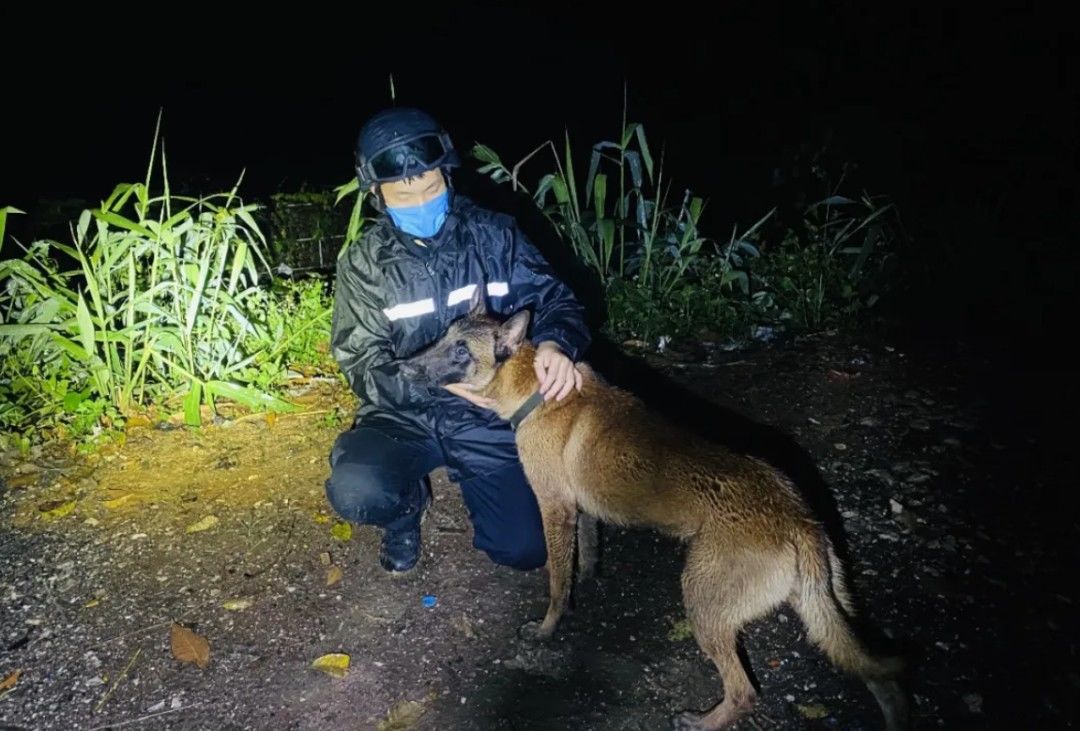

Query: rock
898,511,920,530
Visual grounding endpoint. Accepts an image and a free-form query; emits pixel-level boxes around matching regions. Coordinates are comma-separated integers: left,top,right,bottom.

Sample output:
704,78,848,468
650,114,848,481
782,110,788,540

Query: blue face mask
386,190,450,239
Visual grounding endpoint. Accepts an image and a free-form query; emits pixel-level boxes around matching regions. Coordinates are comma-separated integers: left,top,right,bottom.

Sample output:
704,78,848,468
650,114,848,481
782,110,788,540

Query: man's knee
325,461,407,526
480,525,547,571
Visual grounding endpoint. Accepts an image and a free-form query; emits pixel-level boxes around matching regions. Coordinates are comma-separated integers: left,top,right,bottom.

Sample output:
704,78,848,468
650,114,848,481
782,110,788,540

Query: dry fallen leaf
796,703,829,720
222,599,252,611
667,618,693,641
313,513,331,524
325,566,343,587
330,522,352,541
318,552,332,566
377,692,437,730
5,474,37,489
125,414,152,431
39,500,76,521
311,653,350,678
103,494,137,510
1,669,21,691
84,598,100,608
452,613,478,639
185,515,219,534
170,623,210,669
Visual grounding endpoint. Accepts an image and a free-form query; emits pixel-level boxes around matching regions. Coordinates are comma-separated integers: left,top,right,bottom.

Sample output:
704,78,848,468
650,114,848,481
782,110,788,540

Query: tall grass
473,116,901,342
0,117,303,433
472,117,770,341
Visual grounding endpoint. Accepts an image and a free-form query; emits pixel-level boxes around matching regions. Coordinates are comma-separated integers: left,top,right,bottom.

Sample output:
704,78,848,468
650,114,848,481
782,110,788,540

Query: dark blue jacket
331,194,592,426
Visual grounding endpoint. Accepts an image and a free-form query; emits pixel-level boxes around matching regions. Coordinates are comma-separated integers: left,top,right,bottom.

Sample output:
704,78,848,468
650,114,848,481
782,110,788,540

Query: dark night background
1,3,1079,726
3,3,1075,364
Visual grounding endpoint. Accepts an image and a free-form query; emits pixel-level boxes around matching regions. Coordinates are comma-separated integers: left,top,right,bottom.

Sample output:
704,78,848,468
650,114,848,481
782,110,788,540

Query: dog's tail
792,528,911,730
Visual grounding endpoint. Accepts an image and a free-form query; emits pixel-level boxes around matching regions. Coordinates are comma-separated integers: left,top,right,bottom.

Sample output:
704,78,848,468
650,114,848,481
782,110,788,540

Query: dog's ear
495,309,531,361
468,286,487,318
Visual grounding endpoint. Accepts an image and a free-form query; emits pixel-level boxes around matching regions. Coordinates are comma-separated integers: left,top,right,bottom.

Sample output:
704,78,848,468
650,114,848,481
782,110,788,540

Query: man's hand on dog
534,341,582,401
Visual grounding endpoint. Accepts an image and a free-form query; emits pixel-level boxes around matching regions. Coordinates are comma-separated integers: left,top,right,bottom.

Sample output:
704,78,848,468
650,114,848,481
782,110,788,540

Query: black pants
324,408,546,570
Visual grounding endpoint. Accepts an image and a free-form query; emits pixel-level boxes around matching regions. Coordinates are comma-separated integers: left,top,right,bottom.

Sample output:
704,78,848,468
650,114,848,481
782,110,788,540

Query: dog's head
399,287,530,391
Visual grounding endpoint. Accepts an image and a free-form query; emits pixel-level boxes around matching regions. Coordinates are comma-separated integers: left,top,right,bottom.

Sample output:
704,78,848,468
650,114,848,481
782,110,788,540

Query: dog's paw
671,711,705,731
517,620,553,643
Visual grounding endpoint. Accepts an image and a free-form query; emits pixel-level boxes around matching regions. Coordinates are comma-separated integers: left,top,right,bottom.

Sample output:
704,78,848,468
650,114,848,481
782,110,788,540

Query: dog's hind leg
520,497,577,642
575,512,599,583
673,540,794,730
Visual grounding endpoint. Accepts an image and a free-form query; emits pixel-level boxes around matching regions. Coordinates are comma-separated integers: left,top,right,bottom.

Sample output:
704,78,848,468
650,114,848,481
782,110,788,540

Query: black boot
378,479,432,574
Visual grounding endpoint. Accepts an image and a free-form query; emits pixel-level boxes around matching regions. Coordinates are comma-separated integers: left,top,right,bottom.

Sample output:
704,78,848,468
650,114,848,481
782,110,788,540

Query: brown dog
401,292,910,730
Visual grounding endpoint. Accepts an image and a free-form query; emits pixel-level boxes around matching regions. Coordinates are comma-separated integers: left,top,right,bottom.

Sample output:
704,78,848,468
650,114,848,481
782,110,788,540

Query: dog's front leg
520,497,577,642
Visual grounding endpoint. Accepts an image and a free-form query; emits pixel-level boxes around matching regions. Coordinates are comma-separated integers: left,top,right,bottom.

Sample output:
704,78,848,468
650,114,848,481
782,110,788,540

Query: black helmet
355,107,460,190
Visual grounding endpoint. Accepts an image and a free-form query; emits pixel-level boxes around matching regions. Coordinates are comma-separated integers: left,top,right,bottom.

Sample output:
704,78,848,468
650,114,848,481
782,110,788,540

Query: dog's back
526,362,815,544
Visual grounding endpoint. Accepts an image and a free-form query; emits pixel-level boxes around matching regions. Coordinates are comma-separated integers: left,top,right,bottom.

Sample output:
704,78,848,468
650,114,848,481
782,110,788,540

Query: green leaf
90,209,154,238
63,389,89,413
184,381,202,426
204,381,300,413
50,332,89,361
0,206,25,251
75,291,96,360
720,270,749,294
551,176,570,206
634,124,655,182
228,240,248,293
333,177,359,205
593,173,607,219
0,324,51,339
470,143,502,165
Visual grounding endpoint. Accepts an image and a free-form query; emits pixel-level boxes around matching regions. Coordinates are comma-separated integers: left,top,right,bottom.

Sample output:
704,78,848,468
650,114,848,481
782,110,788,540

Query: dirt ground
1,331,1076,730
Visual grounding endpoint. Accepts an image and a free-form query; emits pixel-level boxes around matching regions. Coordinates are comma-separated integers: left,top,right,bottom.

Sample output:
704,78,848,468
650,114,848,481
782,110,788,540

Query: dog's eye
453,341,470,360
